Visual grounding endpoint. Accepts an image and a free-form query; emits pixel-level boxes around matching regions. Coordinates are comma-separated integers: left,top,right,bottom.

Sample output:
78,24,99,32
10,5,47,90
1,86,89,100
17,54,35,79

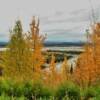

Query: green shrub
0,80,52,99
94,95,100,100
0,93,10,100
0,80,11,96
23,81,33,99
16,96,26,100
13,82,25,97
94,86,100,100
23,81,52,99
95,86,100,96
55,81,80,100
0,94,26,100
83,87,96,100
0,79,99,100
32,81,52,99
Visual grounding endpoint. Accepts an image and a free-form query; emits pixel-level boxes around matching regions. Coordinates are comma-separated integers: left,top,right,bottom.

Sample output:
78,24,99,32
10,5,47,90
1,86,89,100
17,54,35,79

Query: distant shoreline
44,41,85,47
0,41,85,47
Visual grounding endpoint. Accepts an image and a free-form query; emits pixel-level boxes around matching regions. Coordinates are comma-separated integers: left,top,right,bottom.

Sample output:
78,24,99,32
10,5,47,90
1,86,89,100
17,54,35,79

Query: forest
0,16,100,100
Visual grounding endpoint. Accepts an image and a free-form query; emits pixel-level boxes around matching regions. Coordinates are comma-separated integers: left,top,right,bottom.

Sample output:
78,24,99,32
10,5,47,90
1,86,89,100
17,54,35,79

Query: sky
0,0,100,42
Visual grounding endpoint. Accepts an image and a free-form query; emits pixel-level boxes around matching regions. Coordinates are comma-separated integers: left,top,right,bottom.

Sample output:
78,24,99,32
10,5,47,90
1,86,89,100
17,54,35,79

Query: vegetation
3,20,34,81
0,17,100,99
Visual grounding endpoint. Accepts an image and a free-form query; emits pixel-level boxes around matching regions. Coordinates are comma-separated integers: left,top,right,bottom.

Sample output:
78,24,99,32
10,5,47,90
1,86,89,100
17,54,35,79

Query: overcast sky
0,0,100,42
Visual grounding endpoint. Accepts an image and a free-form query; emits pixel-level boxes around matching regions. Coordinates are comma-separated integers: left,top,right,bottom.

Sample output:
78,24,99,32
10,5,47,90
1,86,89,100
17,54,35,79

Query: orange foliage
44,54,61,87
28,17,45,79
50,54,56,75
3,20,34,81
61,56,69,81
74,45,96,87
74,23,100,87
91,23,100,80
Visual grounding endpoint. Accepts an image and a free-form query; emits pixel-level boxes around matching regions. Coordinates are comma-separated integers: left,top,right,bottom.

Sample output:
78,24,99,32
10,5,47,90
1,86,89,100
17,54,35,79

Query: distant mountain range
0,41,85,47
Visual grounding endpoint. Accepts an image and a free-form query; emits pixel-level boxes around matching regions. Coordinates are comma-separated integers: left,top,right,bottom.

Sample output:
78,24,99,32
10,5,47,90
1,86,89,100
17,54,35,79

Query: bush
0,79,99,100
23,80,52,99
0,94,26,100
55,81,80,100
16,96,26,100
0,93,10,100
95,86,100,96
0,80,11,96
93,86,100,100
0,79,24,97
13,82,25,97
83,87,96,100
0,80,52,99
32,81,52,99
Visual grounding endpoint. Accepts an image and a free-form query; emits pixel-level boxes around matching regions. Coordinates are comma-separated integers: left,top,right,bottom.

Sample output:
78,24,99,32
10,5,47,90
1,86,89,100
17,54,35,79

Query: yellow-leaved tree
3,20,34,81
74,30,97,87
27,17,45,80
91,23,100,82
47,54,61,87
74,46,96,87
61,56,69,81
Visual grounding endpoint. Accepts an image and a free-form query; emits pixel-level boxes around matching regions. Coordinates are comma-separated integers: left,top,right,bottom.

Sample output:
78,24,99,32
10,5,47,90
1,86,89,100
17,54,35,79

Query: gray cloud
70,8,87,15
68,6,100,23
0,0,100,42
41,5,100,26
46,32,86,42
40,4,100,42
43,25,83,34
0,33,9,37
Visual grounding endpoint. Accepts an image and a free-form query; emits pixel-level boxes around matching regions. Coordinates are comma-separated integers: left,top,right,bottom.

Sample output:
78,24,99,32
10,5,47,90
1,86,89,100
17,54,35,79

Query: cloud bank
0,0,100,42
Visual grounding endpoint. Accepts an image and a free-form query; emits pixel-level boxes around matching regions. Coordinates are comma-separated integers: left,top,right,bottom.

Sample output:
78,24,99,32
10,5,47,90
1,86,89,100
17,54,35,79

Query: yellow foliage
44,54,61,87
27,16,45,80
91,23,100,79
61,56,69,81
3,20,34,81
74,45,96,87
